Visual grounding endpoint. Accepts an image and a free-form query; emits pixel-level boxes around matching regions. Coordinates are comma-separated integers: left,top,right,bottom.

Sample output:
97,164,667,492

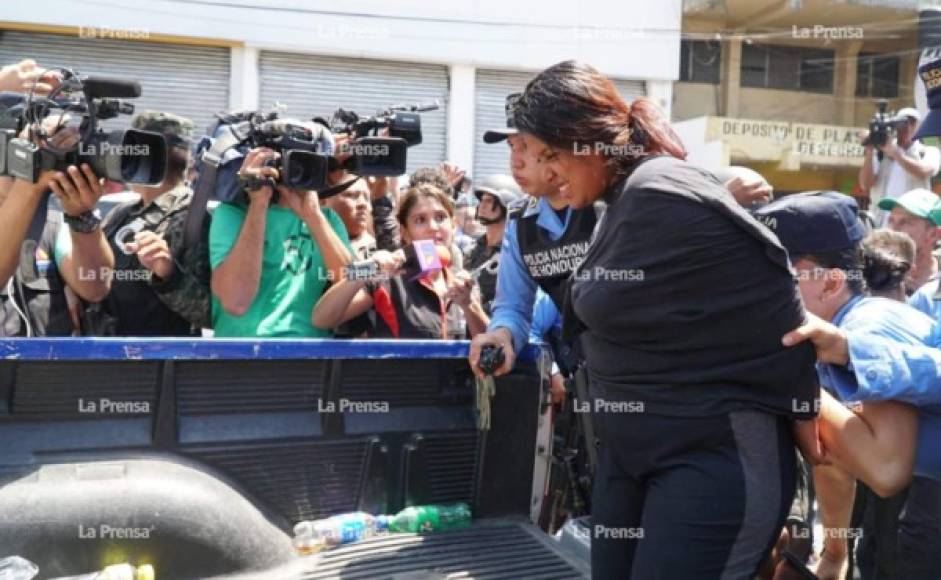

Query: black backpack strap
25,191,50,245
183,124,246,249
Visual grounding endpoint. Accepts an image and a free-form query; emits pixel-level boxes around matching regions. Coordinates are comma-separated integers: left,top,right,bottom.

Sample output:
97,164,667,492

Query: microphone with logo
343,240,451,282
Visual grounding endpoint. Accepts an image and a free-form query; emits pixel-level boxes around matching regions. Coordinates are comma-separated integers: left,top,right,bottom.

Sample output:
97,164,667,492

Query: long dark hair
513,60,686,176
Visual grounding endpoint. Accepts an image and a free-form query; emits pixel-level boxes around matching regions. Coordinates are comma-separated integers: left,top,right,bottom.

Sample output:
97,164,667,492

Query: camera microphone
82,77,142,99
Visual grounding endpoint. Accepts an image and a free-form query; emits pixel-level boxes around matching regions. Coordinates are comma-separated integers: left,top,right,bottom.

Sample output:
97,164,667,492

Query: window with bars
679,40,721,84
855,53,900,98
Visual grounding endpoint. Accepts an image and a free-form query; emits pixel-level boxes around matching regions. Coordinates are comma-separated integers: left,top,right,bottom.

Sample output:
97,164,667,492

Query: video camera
0,70,167,184
193,104,333,206
323,101,439,176
862,100,899,161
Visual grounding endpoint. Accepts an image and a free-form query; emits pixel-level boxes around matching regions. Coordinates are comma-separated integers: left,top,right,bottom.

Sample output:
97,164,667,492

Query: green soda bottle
388,502,472,533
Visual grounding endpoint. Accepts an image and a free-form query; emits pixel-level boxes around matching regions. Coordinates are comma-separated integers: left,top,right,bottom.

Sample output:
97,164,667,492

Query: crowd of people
3,54,941,579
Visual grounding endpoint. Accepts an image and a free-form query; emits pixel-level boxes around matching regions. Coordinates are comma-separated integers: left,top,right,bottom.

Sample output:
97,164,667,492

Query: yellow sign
706,117,866,169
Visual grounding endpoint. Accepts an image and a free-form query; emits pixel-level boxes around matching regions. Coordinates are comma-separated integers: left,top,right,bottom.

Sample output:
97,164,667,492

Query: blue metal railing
0,338,542,362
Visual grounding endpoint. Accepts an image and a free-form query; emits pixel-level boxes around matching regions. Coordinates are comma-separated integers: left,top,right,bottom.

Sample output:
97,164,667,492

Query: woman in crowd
312,184,489,339
510,60,820,579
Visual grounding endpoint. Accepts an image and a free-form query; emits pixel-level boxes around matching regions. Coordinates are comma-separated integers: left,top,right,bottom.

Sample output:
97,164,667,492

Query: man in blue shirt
528,289,565,404
910,278,941,320
758,192,941,579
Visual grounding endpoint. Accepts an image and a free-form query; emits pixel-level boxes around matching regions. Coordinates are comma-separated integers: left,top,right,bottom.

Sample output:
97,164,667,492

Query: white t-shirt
885,149,913,200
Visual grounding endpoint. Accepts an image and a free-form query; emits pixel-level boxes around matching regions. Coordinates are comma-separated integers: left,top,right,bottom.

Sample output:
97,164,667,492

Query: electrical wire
6,277,32,338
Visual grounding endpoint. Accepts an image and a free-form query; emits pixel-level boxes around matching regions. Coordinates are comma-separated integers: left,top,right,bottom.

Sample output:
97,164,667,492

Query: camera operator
81,111,211,336
0,123,113,335
209,146,352,338
859,108,940,225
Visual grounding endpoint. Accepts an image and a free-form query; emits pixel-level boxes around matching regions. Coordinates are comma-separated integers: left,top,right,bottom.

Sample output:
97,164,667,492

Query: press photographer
82,111,212,336
0,159,112,336
858,104,940,225
209,141,352,338
0,66,167,336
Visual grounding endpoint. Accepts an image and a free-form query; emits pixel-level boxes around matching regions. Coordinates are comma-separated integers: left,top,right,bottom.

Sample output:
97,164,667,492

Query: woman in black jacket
512,60,820,579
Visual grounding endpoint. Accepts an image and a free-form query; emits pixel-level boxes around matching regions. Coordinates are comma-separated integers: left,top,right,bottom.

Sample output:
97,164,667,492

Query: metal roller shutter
473,69,646,181
0,30,230,134
259,52,448,175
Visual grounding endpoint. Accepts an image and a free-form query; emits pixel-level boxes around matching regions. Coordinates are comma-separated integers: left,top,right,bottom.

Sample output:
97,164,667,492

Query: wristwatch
64,209,103,233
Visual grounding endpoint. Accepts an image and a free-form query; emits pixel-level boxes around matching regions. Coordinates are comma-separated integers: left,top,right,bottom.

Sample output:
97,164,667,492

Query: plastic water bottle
0,556,38,580
293,512,378,548
292,533,330,556
388,503,472,533
49,563,155,580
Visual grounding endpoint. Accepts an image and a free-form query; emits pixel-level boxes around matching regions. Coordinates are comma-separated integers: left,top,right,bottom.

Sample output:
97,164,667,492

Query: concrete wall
2,0,682,80
4,0,682,173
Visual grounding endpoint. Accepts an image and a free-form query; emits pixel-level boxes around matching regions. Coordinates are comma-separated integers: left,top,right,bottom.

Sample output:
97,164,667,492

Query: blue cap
753,191,866,257
915,55,941,140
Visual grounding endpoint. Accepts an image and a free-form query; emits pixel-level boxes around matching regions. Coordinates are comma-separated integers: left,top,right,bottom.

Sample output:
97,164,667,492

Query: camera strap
25,192,49,246
183,127,244,250
318,175,361,200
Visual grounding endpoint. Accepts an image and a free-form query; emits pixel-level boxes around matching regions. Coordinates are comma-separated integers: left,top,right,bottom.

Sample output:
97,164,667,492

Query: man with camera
210,146,352,338
859,108,940,226
81,111,211,336
0,158,113,336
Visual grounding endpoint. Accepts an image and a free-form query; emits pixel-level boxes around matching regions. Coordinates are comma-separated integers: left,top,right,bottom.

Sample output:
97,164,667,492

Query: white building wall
3,0,682,172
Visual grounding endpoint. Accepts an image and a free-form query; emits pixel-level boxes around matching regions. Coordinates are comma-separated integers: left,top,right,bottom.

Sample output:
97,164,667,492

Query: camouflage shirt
151,187,212,329
93,183,211,334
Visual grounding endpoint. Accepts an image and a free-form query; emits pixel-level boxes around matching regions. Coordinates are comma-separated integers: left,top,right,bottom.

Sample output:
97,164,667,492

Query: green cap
131,110,195,147
878,188,941,226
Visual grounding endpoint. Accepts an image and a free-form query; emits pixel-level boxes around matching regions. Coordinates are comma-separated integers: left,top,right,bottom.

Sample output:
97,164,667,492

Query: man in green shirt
210,147,352,337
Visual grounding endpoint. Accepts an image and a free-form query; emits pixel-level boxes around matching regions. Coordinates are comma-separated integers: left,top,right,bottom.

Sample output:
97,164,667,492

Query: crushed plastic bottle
292,533,330,555
49,563,154,580
0,556,39,580
388,503,472,533
293,512,378,548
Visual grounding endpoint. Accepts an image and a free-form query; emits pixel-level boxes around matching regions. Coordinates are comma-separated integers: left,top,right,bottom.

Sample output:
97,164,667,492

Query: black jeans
589,407,796,580
897,476,941,580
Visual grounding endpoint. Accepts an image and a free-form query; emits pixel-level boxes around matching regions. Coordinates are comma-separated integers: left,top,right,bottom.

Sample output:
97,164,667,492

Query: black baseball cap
482,92,521,144
915,55,941,140
753,191,866,257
